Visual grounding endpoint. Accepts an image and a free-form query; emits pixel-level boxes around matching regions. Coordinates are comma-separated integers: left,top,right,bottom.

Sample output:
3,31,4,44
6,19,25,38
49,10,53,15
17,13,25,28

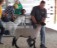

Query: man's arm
31,16,37,23
31,7,37,23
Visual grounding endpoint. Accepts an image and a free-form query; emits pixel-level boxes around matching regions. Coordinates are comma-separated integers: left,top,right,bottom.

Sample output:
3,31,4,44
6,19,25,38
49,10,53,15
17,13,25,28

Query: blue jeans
40,26,46,46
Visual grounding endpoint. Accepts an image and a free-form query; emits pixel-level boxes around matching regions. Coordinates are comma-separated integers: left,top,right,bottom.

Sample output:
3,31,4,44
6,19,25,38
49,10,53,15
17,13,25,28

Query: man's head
15,0,20,4
0,0,4,5
21,9,26,15
40,1,46,9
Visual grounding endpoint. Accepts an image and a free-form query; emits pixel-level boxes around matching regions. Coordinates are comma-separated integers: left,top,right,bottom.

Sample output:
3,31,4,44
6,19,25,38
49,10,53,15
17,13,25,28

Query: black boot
40,44,47,48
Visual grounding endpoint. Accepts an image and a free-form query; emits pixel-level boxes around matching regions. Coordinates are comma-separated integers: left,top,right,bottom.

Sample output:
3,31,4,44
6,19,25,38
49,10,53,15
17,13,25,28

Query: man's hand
41,17,46,25
3,13,8,17
42,17,46,23
12,16,16,21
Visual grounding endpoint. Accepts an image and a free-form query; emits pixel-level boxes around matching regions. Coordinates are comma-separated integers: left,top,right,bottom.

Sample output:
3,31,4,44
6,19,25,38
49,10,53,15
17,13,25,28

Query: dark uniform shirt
31,6,47,23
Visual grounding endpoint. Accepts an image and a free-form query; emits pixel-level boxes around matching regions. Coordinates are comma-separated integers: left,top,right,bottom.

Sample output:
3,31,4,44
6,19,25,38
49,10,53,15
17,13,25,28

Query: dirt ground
0,28,57,48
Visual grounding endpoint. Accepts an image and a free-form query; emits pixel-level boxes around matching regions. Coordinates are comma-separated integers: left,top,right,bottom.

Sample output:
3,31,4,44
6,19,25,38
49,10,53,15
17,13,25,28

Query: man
2,6,15,22
31,1,47,48
0,0,5,44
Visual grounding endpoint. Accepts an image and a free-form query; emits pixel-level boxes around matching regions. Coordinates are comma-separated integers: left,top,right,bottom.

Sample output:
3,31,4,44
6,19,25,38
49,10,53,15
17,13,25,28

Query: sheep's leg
33,39,36,48
12,37,16,46
12,37,19,48
27,36,36,48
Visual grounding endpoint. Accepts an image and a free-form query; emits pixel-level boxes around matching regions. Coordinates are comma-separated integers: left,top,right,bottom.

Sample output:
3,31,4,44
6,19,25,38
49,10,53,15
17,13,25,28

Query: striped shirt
4,6,14,17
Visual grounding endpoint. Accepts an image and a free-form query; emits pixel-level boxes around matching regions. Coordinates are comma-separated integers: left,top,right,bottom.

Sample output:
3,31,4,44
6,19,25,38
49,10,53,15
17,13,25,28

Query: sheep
12,16,41,48
13,24,41,48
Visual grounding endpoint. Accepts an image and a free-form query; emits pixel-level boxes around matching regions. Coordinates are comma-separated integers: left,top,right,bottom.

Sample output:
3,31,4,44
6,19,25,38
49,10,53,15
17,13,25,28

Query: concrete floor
0,28,57,48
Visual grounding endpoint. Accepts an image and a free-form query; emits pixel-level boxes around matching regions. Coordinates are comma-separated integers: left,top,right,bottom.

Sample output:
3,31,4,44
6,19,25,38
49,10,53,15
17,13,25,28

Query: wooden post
55,0,57,24
56,0,57,23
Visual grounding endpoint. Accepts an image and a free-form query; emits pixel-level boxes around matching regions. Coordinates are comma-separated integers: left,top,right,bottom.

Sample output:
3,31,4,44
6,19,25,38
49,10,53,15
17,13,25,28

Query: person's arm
42,9,47,23
31,7,37,24
11,7,16,20
0,7,2,19
3,6,9,17
19,4,23,9
31,16,37,23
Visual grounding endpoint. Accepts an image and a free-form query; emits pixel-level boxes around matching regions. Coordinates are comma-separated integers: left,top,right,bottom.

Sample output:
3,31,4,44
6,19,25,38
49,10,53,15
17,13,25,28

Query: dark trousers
0,20,5,42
